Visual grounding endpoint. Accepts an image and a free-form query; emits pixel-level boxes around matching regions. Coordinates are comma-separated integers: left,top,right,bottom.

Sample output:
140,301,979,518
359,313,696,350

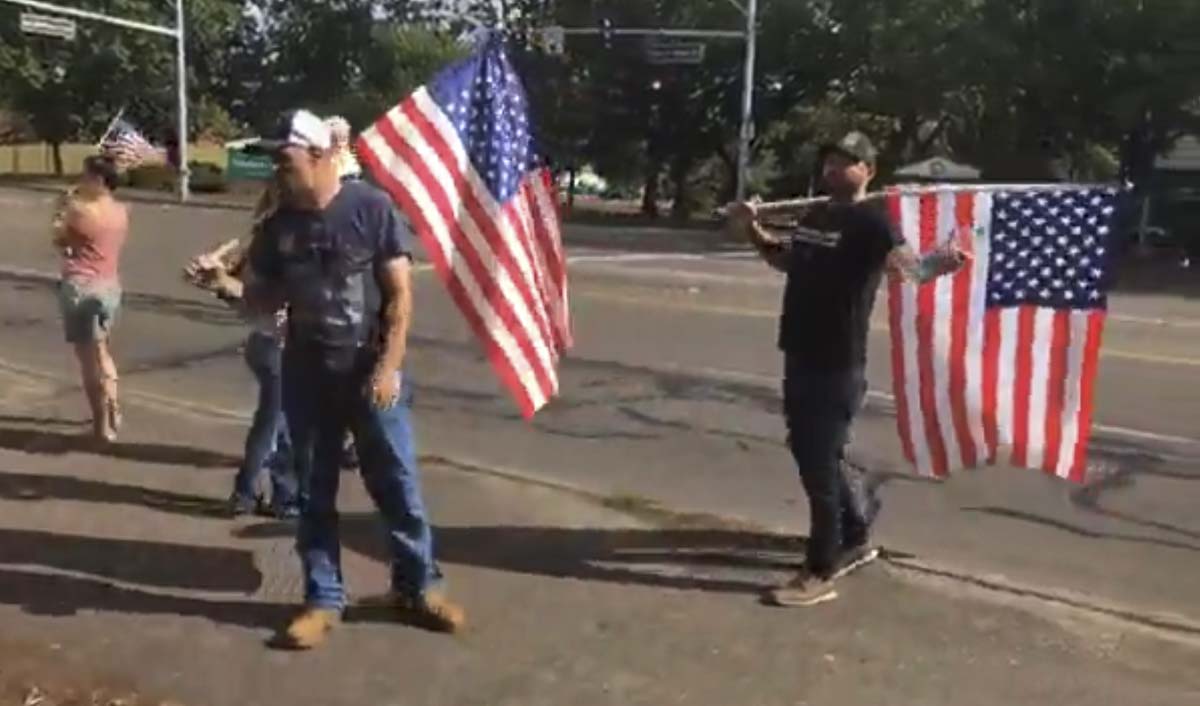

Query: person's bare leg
73,342,109,440
96,337,121,433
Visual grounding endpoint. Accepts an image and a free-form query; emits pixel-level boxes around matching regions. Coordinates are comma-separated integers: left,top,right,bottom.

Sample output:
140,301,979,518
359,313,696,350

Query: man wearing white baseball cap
201,108,464,647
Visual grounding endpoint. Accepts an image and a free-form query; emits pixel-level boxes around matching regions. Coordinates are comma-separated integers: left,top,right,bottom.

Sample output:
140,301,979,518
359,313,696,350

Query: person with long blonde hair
186,181,299,517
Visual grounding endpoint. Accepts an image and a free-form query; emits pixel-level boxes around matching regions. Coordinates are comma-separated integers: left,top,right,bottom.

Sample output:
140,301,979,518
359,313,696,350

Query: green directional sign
226,149,274,182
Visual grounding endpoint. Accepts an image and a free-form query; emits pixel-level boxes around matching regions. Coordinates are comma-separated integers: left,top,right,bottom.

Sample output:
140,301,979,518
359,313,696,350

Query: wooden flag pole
719,182,1122,219
97,106,125,148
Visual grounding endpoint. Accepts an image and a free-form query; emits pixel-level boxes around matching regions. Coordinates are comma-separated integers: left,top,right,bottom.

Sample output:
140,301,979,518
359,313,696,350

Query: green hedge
123,161,226,193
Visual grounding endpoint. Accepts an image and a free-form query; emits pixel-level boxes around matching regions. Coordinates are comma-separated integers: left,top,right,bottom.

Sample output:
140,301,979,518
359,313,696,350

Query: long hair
226,182,280,278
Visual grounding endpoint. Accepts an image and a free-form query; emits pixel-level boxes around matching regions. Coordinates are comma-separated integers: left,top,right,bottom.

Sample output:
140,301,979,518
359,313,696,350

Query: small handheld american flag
99,116,159,170
356,34,571,419
887,185,1123,483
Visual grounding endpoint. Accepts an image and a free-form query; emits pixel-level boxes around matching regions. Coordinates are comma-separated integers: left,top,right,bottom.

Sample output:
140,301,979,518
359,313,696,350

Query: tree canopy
2,0,1197,210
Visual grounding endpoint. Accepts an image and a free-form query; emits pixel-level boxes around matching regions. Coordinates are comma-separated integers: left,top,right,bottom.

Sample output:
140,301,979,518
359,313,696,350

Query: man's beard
275,176,312,207
825,183,856,199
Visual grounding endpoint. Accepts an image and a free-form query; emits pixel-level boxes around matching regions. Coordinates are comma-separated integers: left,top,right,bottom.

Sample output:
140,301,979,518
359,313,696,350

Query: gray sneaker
830,544,880,580
764,570,838,607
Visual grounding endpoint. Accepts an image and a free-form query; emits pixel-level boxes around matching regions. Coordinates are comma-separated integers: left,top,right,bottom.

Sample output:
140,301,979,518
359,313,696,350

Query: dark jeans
783,357,875,577
283,344,440,610
233,331,297,507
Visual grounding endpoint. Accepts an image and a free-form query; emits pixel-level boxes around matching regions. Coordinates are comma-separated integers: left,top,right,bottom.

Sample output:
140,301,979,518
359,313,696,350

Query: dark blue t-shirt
249,181,414,350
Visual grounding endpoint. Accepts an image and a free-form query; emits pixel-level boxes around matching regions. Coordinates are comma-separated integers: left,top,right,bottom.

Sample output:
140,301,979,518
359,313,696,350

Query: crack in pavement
882,556,1200,646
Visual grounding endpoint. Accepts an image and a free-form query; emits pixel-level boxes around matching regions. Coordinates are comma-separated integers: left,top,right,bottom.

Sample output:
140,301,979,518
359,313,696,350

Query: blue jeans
782,359,875,577
283,345,440,610
233,332,297,507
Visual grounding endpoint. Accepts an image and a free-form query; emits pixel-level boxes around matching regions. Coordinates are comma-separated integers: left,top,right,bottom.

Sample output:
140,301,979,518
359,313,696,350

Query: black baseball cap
818,131,878,165
244,109,333,155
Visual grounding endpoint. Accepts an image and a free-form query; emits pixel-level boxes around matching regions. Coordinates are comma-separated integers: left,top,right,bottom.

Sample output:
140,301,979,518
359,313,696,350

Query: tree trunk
51,141,63,177
714,144,737,203
670,155,693,222
567,166,577,212
641,163,661,219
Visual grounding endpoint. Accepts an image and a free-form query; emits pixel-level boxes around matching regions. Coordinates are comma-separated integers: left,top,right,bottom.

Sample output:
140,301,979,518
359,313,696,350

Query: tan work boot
281,607,341,649
395,591,466,634
763,569,838,607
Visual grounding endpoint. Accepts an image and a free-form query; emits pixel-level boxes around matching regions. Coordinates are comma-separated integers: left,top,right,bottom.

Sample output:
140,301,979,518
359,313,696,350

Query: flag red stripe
374,109,554,410
1041,310,1071,475
1010,305,1037,466
532,174,570,337
356,131,537,417
502,191,558,352
886,193,917,465
916,193,949,476
524,175,571,346
504,181,566,353
400,101,560,368
1069,312,1106,482
982,308,1002,462
528,172,572,345
528,170,568,304
949,191,977,467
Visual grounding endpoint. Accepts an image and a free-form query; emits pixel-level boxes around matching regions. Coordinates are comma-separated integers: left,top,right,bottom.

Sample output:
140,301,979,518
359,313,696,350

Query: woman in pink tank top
53,155,129,442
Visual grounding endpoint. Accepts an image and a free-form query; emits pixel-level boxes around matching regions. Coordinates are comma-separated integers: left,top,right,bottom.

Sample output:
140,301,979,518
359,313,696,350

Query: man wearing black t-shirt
729,132,967,607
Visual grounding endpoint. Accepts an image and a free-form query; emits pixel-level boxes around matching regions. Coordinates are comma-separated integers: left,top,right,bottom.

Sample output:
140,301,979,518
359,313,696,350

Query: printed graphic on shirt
792,224,843,248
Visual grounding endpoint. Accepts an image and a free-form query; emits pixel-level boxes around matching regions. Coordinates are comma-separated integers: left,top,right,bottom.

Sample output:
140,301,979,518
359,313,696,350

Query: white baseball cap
246,109,332,154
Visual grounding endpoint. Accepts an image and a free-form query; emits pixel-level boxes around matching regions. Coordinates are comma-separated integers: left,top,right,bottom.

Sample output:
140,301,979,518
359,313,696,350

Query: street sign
20,11,76,40
226,149,274,182
646,39,705,65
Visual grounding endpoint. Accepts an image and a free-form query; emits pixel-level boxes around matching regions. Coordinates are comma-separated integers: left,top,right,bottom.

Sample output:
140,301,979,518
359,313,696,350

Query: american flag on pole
99,117,158,170
886,185,1121,483
356,35,571,418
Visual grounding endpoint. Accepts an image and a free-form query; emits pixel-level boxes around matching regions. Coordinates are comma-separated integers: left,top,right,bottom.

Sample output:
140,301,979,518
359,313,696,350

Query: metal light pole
2,0,189,202
174,0,189,202
734,0,757,201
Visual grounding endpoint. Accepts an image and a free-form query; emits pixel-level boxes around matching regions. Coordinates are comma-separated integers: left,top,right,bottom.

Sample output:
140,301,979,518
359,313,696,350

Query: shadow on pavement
239,517,806,596
0,414,87,427
0,469,227,518
0,568,286,631
432,525,804,594
0,424,240,469
960,506,1200,554
0,528,261,593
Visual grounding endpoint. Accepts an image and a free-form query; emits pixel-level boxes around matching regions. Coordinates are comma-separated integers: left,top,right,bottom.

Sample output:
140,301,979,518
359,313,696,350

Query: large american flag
887,186,1120,483
356,36,571,418
99,117,158,169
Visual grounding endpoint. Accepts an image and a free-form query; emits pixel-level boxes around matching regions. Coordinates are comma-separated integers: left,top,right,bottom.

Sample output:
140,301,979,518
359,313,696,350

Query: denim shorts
57,279,121,344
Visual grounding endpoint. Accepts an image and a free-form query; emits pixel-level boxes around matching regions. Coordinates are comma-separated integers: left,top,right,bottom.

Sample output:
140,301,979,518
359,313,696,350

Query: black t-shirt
778,200,903,369
249,180,415,351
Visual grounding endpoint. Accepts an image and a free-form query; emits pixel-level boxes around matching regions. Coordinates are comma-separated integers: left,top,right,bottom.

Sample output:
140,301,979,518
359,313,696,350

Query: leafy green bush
124,164,176,191
188,161,226,193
